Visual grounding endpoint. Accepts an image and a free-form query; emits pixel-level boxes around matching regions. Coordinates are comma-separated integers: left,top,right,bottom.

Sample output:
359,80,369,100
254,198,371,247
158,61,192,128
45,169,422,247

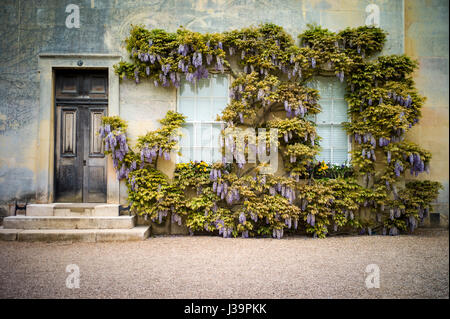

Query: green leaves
338,25,387,57
101,115,127,131
267,117,317,142
136,111,186,158
400,181,443,215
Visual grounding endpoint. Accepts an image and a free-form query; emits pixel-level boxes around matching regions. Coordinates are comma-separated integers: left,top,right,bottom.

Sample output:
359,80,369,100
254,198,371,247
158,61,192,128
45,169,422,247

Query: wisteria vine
102,23,442,238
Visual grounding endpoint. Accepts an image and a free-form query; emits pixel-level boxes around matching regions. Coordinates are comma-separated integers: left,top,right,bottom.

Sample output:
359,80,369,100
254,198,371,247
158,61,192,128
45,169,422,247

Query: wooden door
54,70,108,202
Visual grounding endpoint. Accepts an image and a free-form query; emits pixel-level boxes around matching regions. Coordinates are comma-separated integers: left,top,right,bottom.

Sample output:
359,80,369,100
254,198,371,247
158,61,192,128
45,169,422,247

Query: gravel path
0,229,448,299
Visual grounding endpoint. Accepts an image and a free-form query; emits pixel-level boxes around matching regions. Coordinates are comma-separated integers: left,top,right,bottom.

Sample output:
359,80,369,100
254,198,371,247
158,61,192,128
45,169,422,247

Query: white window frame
176,73,230,164
311,78,351,164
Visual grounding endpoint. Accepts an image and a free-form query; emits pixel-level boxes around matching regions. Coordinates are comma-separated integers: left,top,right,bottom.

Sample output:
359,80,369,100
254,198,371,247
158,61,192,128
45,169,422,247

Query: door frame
37,53,121,204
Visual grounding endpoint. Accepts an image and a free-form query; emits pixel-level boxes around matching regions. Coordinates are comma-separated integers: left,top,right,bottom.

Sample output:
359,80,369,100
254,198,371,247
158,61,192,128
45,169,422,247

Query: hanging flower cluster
385,181,443,233
99,116,135,179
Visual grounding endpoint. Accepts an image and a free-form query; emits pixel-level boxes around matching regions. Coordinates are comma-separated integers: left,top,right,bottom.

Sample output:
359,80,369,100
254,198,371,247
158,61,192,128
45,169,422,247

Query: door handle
83,160,87,166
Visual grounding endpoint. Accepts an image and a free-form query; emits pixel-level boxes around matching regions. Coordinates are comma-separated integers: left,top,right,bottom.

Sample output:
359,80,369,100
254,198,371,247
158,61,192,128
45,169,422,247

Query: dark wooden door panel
54,69,108,203
55,107,83,202
83,107,106,203
55,69,108,100
89,109,105,156
61,108,77,156
86,165,106,202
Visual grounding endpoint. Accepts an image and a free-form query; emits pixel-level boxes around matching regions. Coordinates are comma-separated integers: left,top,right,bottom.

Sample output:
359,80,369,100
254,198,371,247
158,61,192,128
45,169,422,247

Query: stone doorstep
26,203,120,217
2,215,136,230
0,228,19,241
0,226,150,242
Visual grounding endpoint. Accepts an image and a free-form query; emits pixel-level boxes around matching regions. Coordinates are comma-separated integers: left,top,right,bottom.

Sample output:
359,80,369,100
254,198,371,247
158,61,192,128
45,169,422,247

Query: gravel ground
0,229,448,299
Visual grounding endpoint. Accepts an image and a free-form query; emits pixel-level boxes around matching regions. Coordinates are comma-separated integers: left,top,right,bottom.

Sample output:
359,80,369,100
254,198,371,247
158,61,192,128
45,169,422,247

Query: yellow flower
317,161,328,172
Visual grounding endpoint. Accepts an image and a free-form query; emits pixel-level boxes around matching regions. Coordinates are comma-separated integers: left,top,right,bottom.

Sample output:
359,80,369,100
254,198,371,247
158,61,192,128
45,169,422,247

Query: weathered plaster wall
1,0,446,216
405,0,449,216
118,81,176,202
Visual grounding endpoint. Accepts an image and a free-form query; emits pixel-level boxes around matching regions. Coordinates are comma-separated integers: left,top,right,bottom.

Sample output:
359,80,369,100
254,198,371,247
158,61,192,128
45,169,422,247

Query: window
177,75,228,163
309,77,350,164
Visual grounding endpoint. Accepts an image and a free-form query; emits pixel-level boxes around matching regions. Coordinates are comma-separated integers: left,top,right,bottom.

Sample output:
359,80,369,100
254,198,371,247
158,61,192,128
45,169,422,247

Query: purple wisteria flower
171,213,182,226
337,70,344,83
272,228,284,239
178,44,189,56
239,212,246,224
192,51,202,68
394,161,404,177
389,226,399,236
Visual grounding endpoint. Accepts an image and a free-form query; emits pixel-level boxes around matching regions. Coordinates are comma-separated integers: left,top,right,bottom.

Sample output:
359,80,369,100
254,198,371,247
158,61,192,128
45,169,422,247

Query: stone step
0,226,150,242
26,203,120,217
2,215,135,230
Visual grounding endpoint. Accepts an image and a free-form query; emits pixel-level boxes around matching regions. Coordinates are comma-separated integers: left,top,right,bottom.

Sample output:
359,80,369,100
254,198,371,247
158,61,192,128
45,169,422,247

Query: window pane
180,81,195,97
317,78,334,98
331,126,348,149
200,124,212,147
197,98,212,121
193,148,202,162
316,126,331,149
201,147,212,163
213,97,227,119
197,78,212,97
212,76,228,97
211,124,222,146
316,100,332,124
212,147,222,163
333,149,349,165
179,98,196,121
333,99,348,123
332,80,347,97
180,125,194,148
309,77,333,97
317,149,331,163
194,124,201,147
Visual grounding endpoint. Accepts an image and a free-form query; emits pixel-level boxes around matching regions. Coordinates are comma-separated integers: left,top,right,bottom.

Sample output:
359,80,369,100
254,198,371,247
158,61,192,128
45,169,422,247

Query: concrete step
3,215,135,230
26,203,120,217
0,226,150,242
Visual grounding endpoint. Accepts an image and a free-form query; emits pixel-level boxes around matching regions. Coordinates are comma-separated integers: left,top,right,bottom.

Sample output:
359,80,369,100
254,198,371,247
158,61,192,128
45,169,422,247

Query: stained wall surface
404,0,449,216
0,0,447,216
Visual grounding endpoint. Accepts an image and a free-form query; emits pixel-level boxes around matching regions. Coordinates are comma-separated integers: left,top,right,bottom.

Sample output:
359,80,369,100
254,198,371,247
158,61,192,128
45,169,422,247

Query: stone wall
404,0,449,218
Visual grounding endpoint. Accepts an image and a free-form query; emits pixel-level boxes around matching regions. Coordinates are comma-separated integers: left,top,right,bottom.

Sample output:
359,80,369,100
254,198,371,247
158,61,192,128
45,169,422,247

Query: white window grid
310,78,351,164
176,74,230,163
